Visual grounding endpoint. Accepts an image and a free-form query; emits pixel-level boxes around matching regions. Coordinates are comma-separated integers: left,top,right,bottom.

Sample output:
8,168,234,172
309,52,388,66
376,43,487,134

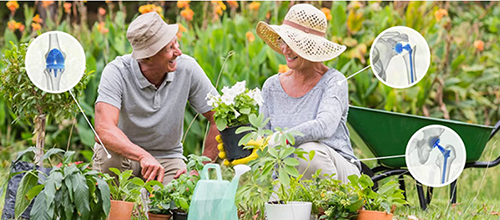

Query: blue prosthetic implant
432,139,456,184
394,43,417,84
44,33,66,91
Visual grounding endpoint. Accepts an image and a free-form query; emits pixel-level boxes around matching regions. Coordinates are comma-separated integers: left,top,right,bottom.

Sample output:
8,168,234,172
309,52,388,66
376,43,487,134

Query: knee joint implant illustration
372,31,417,84
413,128,457,184
44,33,66,91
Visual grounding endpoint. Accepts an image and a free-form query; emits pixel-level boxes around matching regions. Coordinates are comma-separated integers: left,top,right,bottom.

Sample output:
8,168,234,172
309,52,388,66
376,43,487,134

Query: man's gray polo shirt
96,54,217,159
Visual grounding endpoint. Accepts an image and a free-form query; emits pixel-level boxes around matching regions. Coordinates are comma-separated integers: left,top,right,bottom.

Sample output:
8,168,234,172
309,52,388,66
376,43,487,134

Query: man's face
154,37,182,73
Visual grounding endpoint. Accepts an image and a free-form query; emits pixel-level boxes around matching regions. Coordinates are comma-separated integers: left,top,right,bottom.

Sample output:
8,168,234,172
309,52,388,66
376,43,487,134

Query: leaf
26,184,45,200
95,177,111,217
64,151,76,163
240,107,251,114
281,146,295,158
284,165,299,177
41,148,65,162
248,114,259,127
283,158,300,166
268,147,278,158
30,192,52,220
235,126,255,134
72,173,91,220
278,167,290,186
44,171,63,206
14,146,37,163
308,150,316,161
216,117,227,131
15,170,40,219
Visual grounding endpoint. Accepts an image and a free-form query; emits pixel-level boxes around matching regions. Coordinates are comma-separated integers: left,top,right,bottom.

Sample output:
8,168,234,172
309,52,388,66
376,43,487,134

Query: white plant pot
265,201,312,220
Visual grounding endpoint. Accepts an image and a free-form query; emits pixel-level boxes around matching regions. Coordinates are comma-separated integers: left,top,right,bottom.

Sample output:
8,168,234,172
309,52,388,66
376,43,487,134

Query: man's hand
139,154,164,182
174,168,199,179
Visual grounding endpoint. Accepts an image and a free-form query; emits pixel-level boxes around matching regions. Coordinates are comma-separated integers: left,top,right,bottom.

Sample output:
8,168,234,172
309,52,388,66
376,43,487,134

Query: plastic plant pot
173,210,188,220
219,124,252,161
265,202,312,220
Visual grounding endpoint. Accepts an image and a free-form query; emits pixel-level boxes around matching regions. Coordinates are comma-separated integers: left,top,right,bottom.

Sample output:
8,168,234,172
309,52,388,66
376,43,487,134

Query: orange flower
63,2,72,14
176,23,187,38
214,5,223,16
321,8,332,21
434,8,448,21
278,64,289,73
42,0,54,8
6,1,19,13
180,7,194,21
139,4,163,16
18,24,25,32
214,1,226,11
7,20,16,31
31,22,41,31
97,22,109,34
474,40,484,52
227,0,238,8
32,14,43,24
249,2,260,11
246,31,255,43
98,7,106,16
177,1,190,9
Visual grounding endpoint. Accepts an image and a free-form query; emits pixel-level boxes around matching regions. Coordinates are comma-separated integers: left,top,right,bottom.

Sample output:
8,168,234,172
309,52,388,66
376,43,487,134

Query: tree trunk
34,114,46,166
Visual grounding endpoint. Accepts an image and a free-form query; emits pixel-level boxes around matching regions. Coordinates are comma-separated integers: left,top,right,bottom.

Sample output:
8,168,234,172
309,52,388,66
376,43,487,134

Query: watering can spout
218,164,251,219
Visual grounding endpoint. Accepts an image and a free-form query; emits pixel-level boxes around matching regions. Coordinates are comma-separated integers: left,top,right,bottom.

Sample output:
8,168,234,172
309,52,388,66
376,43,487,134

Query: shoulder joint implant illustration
372,31,417,84
44,33,66,91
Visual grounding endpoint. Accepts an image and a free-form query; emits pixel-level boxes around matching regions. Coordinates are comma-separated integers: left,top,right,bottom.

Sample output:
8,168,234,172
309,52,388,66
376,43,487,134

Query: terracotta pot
357,210,393,220
148,212,172,220
219,124,252,161
108,200,134,220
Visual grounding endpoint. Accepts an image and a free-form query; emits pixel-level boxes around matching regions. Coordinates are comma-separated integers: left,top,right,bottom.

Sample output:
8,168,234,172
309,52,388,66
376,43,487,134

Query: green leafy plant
13,148,110,220
207,81,263,131
235,113,314,219
348,174,407,214
104,168,160,203
148,155,211,214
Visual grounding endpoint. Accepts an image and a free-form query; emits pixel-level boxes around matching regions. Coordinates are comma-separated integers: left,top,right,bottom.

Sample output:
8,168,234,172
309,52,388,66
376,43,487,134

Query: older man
93,12,219,184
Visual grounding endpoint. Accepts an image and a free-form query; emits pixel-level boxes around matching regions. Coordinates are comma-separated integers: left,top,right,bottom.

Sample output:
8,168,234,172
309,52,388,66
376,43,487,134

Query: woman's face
278,38,312,71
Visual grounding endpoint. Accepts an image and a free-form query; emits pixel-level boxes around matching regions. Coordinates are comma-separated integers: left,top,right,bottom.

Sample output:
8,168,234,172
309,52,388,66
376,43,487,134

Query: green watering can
188,164,250,220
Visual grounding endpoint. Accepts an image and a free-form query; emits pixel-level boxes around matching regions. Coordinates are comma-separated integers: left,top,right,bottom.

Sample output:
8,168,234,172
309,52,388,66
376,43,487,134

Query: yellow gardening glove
216,135,269,166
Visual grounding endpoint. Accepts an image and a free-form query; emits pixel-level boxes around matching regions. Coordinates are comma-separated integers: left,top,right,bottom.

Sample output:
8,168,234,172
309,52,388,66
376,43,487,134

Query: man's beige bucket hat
127,12,178,60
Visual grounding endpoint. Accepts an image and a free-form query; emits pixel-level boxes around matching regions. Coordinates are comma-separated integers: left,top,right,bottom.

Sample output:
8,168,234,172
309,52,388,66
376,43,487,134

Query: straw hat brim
256,21,346,62
131,24,179,60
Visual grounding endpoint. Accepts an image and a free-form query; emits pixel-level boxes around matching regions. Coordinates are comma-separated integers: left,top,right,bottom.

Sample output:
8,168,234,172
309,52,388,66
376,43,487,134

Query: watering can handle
200,163,223,181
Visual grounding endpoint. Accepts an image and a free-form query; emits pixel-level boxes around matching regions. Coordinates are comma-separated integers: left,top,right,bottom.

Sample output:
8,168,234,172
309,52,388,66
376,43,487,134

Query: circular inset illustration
370,26,430,89
406,125,466,187
25,31,85,94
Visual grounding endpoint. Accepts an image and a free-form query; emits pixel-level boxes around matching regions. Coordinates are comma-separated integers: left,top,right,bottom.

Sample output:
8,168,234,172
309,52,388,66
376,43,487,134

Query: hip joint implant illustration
44,33,66,91
372,31,417,84
413,128,457,184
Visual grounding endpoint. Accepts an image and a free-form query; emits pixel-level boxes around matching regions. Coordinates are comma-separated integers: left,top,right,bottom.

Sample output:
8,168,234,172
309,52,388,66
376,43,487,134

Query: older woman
256,4,360,182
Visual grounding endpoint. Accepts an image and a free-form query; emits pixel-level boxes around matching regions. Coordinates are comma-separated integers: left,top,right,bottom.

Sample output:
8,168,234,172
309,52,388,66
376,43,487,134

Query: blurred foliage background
0,1,499,214
1,0,498,162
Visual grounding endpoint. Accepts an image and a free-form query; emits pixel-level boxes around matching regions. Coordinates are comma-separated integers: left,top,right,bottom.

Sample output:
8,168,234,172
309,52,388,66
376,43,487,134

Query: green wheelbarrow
347,106,500,209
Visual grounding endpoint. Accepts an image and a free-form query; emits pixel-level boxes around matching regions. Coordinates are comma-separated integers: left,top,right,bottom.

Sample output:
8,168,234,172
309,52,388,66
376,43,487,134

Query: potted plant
103,168,160,220
348,174,407,220
300,172,363,220
13,148,111,220
206,80,263,161
235,113,315,220
148,185,174,220
148,155,210,220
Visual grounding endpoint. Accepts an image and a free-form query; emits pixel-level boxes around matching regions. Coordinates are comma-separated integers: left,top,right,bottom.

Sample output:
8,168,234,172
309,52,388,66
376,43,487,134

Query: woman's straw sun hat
256,4,346,62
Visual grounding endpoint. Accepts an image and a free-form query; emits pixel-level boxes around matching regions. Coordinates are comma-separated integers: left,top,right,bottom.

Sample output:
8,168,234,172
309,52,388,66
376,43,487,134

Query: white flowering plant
207,81,263,131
